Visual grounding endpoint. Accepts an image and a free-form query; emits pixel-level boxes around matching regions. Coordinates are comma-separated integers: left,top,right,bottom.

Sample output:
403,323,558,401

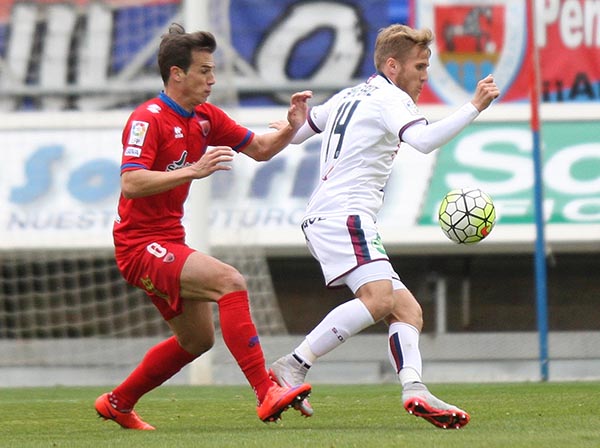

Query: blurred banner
417,122,600,225
2,112,598,249
413,0,600,104
0,0,598,108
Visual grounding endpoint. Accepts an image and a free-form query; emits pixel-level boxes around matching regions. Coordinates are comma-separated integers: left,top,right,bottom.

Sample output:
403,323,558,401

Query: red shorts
116,241,195,321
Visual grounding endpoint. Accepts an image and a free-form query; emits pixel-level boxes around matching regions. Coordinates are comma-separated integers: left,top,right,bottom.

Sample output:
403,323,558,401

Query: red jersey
113,92,254,255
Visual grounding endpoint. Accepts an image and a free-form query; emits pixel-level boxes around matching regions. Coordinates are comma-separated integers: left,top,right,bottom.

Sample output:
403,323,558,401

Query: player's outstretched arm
470,74,500,112
403,75,501,154
242,90,313,161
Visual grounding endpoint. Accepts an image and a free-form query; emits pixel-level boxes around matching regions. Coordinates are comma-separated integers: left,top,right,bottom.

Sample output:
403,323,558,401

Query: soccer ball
438,187,496,244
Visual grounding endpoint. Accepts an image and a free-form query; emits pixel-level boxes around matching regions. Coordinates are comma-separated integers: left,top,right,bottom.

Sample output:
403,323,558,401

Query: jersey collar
158,91,195,118
376,71,394,86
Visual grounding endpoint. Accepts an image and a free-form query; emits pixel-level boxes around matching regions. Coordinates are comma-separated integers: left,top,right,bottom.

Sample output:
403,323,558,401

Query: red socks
111,290,272,410
111,336,196,411
218,290,272,402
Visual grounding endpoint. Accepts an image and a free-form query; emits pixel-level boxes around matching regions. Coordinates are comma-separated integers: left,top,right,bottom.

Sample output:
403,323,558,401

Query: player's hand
471,74,500,112
286,90,313,130
268,119,288,131
189,146,234,179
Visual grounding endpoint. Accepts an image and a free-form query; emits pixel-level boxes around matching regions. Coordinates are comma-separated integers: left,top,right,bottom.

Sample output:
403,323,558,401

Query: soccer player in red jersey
94,23,312,429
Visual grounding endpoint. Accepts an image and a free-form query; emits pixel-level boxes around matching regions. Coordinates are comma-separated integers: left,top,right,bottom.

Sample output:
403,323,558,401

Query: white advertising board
1,107,599,254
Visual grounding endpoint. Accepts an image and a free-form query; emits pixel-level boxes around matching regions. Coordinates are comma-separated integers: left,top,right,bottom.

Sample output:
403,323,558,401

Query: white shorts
301,214,406,293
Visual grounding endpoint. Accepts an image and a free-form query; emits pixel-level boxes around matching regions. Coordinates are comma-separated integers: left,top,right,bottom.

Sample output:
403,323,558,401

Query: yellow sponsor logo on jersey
140,276,170,301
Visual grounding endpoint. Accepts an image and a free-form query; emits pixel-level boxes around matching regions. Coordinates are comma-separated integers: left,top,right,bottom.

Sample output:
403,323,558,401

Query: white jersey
304,74,426,221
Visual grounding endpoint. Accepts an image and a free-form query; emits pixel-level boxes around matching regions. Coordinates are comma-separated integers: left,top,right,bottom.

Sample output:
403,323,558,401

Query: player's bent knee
362,294,394,322
178,333,215,357
217,265,247,293
408,302,424,329
386,304,423,329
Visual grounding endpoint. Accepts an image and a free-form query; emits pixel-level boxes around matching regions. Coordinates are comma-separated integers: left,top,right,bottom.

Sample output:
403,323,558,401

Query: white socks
296,298,375,362
293,301,423,389
388,322,423,387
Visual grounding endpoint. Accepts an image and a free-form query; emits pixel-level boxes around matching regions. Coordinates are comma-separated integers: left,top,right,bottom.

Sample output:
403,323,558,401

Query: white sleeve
290,120,318,144
401,102,479,154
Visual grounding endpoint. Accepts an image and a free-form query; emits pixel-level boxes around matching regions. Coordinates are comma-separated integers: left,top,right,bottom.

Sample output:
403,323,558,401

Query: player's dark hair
158,23,217,83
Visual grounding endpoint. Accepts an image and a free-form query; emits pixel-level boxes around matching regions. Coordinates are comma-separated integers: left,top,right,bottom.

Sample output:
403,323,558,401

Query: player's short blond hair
374,24,433,71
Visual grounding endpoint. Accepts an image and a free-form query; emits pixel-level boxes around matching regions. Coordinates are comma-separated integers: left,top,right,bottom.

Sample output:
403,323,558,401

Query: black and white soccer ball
438,187,496,244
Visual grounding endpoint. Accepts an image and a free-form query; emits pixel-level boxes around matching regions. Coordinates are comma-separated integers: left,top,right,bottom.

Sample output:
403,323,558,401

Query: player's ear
386,57,398,73
171,66,183,82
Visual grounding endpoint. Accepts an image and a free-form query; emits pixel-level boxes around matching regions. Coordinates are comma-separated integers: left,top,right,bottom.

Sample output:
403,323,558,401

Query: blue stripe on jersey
307,108,322,133
347,215,370,264
399,118,427,141
121,162,147,171
389,332,403,373
232,130,253,152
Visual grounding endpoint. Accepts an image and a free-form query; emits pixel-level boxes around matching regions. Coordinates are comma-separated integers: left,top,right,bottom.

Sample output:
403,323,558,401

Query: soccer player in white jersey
269,24,499,429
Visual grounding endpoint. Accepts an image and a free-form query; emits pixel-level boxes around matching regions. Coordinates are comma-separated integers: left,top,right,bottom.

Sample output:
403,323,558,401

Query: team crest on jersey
128,120,149,146
415,0,525,104
198,120,210,136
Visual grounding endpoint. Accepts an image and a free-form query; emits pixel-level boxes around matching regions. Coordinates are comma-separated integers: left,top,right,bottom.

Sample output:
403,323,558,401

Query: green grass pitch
2,382,599,447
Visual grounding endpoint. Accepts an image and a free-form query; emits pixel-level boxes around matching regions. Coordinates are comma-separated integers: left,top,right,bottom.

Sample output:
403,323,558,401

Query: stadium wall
2,333,599,387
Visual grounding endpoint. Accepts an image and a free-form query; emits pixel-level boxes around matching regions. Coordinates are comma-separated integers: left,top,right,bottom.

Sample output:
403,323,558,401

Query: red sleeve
196,103,255,153
120,104,160,173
